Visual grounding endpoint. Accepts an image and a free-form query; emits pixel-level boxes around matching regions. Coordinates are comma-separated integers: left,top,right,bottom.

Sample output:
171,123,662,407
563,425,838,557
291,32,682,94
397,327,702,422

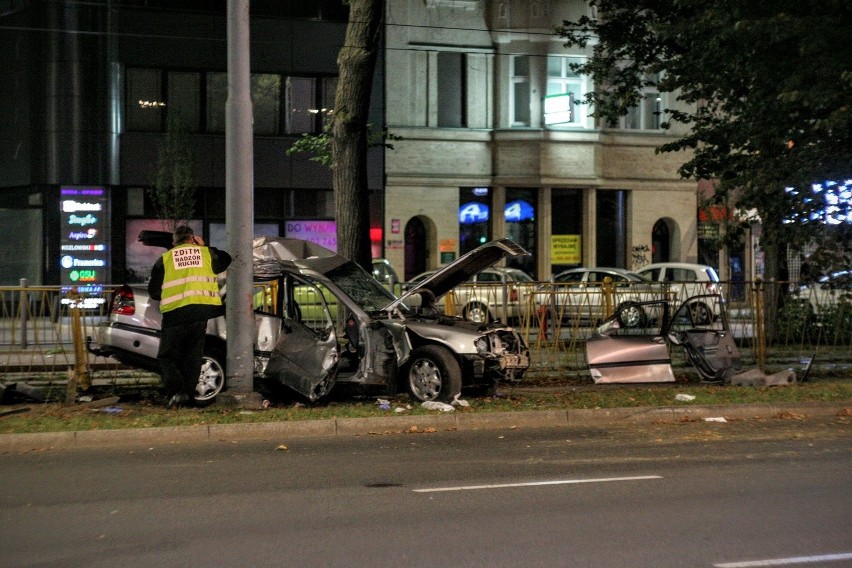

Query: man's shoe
166,393,190,409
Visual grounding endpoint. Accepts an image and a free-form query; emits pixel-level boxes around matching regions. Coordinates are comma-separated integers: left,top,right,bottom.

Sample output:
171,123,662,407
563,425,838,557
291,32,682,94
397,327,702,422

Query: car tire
616,302,647,328
194,348,226,406
464,302,491,324
689,302,713,325
406,345,462,403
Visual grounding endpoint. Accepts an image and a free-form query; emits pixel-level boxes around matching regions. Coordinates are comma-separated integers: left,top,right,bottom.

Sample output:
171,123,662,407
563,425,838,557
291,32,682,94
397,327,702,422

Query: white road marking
714,552,852,567
412,475,662,493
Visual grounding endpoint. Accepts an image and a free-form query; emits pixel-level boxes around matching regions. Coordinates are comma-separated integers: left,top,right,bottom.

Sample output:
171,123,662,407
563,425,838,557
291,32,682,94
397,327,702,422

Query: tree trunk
331,0,383,269
759,218,787,344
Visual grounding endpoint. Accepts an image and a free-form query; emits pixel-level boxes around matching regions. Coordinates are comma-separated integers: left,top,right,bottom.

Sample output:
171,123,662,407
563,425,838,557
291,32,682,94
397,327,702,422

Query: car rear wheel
464,302,491,323
616,302,647,328
689,302,713,325
195,350,226,405
406,345,462,403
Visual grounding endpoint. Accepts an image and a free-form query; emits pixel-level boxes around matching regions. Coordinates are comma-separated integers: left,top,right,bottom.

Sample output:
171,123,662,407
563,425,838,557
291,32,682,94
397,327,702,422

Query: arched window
652,219,671,263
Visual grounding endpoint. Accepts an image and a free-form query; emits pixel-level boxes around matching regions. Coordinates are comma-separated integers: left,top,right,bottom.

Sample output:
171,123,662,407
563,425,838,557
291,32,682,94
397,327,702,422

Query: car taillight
111,286,135,316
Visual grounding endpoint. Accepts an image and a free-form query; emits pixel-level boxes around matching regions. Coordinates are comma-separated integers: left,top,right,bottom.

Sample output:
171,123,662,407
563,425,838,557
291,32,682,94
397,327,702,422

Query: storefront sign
459,202,489,224
59,186,110,286
505,200,534,222
551,234,581,264
285,220,337,251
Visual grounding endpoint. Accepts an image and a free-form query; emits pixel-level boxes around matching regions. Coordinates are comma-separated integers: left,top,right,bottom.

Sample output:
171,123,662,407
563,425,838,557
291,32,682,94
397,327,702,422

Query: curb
0,401,848,453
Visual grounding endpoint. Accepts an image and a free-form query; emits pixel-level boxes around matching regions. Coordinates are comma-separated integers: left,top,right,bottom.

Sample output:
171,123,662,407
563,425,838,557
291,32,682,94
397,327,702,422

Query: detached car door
585,300,675,383
667,294,741,383
257,276,340,401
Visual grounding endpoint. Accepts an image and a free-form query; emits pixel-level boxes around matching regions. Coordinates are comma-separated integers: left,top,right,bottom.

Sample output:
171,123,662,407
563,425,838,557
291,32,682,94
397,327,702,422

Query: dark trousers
157,320,207,399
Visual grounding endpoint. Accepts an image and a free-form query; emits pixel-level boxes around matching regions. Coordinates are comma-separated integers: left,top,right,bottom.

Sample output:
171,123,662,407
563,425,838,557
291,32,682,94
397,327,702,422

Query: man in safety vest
148,225,231,408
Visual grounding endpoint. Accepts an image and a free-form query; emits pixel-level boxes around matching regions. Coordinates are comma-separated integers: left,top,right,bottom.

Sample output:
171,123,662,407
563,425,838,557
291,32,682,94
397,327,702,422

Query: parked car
89,235,531,404
535,267,661,328
371,258,402,295
795,270,851,315
634,262,721,324
407,266,537,324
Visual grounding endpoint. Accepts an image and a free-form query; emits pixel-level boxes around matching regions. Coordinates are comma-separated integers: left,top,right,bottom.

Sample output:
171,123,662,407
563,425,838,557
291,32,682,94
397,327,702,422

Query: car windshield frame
322,260,399,313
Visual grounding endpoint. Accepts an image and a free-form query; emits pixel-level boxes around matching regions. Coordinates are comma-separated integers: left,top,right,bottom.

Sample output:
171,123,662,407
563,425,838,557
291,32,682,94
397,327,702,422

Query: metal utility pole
224,0,259,406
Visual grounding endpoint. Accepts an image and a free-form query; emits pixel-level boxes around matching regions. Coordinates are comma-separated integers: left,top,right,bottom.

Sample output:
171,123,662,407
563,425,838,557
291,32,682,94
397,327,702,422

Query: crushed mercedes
89,234,531,404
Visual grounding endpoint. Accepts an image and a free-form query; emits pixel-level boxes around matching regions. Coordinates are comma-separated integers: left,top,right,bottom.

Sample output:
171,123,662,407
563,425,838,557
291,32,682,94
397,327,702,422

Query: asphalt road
1,416,850,568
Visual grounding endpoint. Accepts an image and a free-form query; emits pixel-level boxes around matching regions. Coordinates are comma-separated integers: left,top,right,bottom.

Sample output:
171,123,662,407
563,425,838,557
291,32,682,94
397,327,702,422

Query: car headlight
474,336,490,354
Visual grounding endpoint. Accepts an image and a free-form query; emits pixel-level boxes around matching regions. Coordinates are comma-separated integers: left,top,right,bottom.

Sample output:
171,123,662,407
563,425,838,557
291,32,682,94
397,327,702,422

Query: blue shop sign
459,202,490,224
505,200,534,222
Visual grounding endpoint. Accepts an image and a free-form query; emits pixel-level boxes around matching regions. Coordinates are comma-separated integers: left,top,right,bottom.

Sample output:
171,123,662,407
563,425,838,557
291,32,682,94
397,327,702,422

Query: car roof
637,262,715,270
555,267,645,280
637,262,719,282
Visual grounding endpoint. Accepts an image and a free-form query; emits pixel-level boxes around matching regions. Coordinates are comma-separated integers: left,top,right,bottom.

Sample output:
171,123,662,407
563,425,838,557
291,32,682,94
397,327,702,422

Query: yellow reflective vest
159,245,222,313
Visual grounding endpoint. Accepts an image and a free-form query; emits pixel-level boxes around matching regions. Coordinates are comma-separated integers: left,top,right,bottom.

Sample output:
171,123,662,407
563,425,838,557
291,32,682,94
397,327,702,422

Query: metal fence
1,278,849,389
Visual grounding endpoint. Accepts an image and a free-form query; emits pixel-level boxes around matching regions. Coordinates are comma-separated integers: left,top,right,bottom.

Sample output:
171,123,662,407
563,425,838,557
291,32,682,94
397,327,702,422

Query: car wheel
194,350,226,405
464,302,491,323
406,345,462,403
689,302,712,325
616,302,647,328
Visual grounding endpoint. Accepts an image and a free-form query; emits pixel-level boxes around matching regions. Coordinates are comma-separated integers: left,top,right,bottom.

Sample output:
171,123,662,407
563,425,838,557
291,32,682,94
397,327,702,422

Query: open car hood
386,238,530,312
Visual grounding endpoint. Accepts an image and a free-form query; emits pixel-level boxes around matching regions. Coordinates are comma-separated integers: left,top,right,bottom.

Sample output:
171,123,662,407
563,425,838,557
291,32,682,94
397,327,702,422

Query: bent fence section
0,280,849,389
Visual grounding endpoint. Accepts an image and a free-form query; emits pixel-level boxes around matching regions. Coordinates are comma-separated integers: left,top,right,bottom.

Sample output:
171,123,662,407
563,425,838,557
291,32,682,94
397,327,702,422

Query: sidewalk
1,400,847,453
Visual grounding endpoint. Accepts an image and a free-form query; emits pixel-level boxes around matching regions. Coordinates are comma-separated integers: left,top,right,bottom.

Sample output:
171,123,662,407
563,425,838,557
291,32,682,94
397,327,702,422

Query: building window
252,74,282,135
205,71,227,133
286,77,317,134
551,189,583,273
320,76,337,129
620,74,663,130
126,68,163,132
128,68,330,136
438,52,465,128
510,55,530,126
545,56,589,128
459,187,491,255
505,188,537,277
596,190,628,268
167,71,200,132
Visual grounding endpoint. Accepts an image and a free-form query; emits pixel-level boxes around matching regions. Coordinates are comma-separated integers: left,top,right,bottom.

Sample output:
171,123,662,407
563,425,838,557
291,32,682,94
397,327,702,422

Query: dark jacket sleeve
148,257,165,301
209,247,232,274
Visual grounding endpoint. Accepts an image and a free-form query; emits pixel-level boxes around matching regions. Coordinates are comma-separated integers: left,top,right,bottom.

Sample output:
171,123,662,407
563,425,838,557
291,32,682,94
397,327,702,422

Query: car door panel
586,333,675,383
265,318,339,401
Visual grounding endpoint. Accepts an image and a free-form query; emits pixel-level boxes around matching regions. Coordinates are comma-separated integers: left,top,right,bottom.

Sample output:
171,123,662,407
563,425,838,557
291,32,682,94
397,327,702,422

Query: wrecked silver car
585,294,741,384
91,236,531,404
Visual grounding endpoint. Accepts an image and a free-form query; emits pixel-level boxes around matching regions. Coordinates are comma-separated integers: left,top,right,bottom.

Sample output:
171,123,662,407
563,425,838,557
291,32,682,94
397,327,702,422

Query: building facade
383,0,698,280
0,0,384,286
1,0,701,287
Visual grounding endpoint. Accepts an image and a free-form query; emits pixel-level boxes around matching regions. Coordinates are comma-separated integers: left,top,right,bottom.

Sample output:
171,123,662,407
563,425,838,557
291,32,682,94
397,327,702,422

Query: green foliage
149,113,197,230
557,0,852,262
285,122,401,169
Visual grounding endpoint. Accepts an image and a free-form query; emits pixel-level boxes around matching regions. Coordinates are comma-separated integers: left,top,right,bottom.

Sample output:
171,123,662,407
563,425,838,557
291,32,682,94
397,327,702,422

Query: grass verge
1,379,850,435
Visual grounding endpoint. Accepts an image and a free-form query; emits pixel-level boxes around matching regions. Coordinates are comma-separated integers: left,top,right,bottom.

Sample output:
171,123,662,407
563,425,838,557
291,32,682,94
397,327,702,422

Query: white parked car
635,262,721,324
535,267,661,328
408,266,537,324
